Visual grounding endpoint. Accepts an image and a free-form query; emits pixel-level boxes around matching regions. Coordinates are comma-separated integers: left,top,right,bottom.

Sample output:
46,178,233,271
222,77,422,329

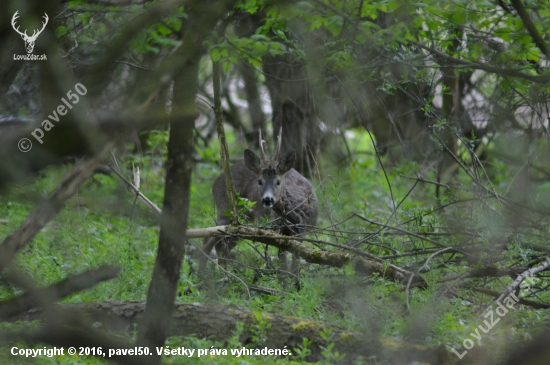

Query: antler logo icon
11,11,49,54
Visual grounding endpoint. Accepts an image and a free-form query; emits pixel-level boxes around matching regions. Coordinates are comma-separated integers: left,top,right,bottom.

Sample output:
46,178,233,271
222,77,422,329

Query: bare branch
189,225,426,286
0,265,120,320
109,164,162,215
493,257,550,305
410,40,550,83
472,287,550,309
0,141,116,270
510,0,550,59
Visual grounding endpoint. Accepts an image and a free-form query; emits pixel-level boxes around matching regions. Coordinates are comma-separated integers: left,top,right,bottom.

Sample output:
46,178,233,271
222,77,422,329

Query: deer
199,129,318,276
11,11,49,54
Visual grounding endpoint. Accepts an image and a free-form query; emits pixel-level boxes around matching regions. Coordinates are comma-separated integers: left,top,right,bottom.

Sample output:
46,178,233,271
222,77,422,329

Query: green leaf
210,48,221,62
222,61,232,73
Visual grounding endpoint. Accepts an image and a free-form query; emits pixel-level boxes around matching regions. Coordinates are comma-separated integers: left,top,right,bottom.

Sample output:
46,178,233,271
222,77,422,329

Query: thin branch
0,141,116,270
353,213,471,256
0,265,120,320
493,257,550,305
109,164,162,215
406,247,453,310
188,225,427,287
472,287,550,309
410,41,550,83
510,0,550,59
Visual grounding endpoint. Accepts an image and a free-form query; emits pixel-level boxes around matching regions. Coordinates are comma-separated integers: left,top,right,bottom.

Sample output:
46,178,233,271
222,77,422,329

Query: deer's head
244,129,296,208
12,11,49,54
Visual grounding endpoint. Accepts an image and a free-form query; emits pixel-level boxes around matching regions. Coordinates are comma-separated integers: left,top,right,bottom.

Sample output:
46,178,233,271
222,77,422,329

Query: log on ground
11,300,453,364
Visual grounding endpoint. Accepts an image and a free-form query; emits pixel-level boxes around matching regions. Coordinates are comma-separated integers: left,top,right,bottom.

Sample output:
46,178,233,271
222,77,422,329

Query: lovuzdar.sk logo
12,10,48,61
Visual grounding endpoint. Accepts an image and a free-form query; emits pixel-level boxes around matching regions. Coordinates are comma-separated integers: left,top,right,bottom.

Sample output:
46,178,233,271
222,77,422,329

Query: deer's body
199,133,318,274
211,161,318,229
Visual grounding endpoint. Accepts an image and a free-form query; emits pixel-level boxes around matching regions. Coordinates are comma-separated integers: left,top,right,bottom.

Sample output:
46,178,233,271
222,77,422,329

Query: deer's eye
276,180,281,186
258,180,263,186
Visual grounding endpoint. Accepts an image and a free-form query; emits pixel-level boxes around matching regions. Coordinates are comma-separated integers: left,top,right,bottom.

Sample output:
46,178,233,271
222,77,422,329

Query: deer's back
280,169,318,227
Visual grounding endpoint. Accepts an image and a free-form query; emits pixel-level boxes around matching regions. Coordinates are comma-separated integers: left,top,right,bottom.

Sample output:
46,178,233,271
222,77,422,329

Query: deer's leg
276,224,302,288
199,236,237,276
277,225,296,274
198,236,221,276
277,249,289,272
214,237,236,268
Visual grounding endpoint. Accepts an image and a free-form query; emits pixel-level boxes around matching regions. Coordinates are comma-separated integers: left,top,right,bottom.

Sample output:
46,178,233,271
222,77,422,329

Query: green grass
1,128,550,363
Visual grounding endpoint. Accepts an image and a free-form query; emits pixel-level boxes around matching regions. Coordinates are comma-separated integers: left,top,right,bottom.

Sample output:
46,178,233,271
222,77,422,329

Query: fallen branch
117,187,425,286
472,287,550,309
187,225,426,287
494,257,550,305
31,307,151,365
0,265,120,320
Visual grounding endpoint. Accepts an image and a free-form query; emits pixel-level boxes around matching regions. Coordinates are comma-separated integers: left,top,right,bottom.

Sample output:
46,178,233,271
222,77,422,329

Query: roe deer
199,130,318,275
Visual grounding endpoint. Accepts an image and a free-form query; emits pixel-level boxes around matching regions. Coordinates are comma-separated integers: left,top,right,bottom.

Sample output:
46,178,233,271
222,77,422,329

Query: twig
109,164,162,215
192,241,251,299
399,174,451,189
406,247,453,310
353,213,471,256
493,257,550,305
472,287,550,309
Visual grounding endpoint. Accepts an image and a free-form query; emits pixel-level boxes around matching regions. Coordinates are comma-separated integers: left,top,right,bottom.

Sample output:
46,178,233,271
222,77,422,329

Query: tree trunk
136,0,239,357
135,12,199,359
239,60,266,149
135,78,195,355
263,54,320,177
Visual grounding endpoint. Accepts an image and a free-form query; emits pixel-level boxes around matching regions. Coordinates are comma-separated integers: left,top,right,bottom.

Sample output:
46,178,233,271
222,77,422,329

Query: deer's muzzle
262,195,275,207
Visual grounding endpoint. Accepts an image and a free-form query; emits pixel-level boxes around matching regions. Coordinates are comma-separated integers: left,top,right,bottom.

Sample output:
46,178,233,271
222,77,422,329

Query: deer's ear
244,149,261,174
278,149,296,174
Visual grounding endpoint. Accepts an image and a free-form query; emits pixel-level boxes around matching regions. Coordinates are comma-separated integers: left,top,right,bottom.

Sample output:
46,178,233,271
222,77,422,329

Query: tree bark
213,60,238,225
263,54,320,177
436,30,462,188
135,50,197,362
12,300,454,365
136,0,238,358
239,60,267,149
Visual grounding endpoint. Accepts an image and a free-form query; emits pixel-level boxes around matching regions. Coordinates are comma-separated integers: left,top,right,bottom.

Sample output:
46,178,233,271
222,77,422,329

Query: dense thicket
1,0,550,364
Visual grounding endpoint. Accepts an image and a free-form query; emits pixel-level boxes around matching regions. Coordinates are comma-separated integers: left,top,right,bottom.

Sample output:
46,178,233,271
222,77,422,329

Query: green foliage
8,0,550,361
132,13,184,54
224,193,256,223
319,327,346,363
4,126,550,362
292,337,312,361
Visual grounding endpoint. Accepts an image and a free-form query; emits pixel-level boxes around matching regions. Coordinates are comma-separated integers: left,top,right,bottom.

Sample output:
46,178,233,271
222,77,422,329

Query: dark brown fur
199,149,318,274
